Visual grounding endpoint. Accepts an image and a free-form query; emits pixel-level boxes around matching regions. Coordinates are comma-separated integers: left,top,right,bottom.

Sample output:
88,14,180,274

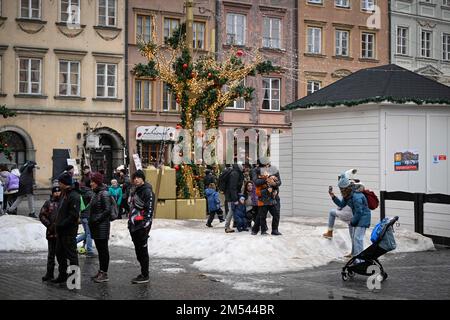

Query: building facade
0,0,126,187
128,0,294,169
391,0,450,86
298,0,390,97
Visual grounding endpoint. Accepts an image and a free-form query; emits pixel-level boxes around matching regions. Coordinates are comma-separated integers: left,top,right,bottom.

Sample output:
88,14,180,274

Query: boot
206,223,213,228
225,228,235,233
322,230,333,239
271,230,282,236
42,273,54,282
51,274,67,284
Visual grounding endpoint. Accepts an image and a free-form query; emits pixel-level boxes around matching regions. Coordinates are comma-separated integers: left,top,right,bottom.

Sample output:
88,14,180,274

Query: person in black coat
224,164,244,233
7,160,39,217
52,172,80,284
128,170,154,284
88,172,112,283
39,186,61,282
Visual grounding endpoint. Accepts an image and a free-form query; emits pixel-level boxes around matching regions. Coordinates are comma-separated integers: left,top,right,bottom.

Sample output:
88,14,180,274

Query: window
20,0,41,19
308,0,323,4
0,56,2,93
226,80,245,109
396,27,408,55
98,0,116,27
444,0,450,7
226,13,246,46
335,30,349,56
263,17,281,49
141,143,161,168
0,0,2,16
335,0,350,7
18,58,41,94
361,32,375,58
136,15,152,42
162,82,178,111
134,79,152,110
361,0,375,11
421,30,432,58
262,78,280,111
59,61,80,96
164,18,180,44
307,27,322,54
307,80,321,95
443,33,450,60
96,63,117,98
61,0,80,24
193,22,205,49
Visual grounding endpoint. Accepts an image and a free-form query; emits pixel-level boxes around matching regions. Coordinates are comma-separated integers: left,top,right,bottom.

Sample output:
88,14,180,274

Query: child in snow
205,183,224,227
232,194,249,232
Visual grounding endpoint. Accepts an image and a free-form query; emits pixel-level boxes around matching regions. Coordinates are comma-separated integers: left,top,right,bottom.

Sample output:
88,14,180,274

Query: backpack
102,190,119,221
218,169,232,192
363,189,379,210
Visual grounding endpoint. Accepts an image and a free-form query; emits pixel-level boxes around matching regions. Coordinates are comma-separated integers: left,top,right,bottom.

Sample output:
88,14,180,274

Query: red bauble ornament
207,73,212,78
3,144,8,148
174,165,180,171
182,63,188,69
236,49,244,57
176,124,182,129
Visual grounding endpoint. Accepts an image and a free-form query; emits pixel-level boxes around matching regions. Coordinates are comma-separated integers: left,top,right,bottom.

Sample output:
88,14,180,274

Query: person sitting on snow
232,194,248,232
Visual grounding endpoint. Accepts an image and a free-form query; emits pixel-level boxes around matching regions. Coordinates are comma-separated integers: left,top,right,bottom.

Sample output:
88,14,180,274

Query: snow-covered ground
0,215,435,275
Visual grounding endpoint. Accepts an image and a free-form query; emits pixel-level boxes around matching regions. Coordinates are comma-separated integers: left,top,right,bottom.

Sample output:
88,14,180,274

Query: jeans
76,218,94,254
130,227,150,277
8,194,35,214
327,207,353,229
352,227,367,257
224,202,234,229
94,239,110,273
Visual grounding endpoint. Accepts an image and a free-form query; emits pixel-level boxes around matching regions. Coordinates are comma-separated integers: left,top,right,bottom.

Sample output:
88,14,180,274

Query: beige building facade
0,0,126,187
298,0,390,97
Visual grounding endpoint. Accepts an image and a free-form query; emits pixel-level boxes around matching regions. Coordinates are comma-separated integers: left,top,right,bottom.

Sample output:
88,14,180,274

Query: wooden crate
154,199,176,219
176,198,207,220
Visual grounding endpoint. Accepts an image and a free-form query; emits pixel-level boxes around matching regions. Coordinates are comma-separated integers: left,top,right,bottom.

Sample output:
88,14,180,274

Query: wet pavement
0,245,449,300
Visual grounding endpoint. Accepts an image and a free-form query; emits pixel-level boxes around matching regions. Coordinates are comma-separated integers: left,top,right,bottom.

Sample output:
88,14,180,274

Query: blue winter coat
205,188,220,213
332,191,371,228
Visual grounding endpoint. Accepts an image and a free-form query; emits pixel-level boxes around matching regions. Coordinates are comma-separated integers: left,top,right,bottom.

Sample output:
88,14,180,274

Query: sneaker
271,230,282,236
93,271,109,283
42,273,54,282
28,212,38,219
91,270,101,280
225,228,235,233
78,247,87,254
131,274,149,284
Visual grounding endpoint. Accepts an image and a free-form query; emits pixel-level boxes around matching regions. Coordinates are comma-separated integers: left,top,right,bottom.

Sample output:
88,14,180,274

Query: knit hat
90,172,104,185
132,170,146,181
58,172,73,186
338,176,352,189
52,186,61,193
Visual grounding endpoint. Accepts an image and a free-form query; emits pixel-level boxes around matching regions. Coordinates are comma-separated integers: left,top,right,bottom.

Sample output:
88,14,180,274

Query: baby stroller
341,216,399,282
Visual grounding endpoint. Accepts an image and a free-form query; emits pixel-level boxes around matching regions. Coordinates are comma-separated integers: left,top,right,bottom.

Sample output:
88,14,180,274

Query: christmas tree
134,20,279,198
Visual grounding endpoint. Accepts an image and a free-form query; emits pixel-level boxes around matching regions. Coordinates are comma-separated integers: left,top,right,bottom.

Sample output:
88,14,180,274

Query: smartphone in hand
328,186,333,193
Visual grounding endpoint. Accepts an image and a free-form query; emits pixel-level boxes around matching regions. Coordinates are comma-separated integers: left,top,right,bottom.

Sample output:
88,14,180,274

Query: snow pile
0,215,435,274
0,215,47,252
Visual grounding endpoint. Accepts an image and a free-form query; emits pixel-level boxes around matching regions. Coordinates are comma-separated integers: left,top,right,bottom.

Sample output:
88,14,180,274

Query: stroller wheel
348,270,355,278
341,272,349,281
381,272,388,282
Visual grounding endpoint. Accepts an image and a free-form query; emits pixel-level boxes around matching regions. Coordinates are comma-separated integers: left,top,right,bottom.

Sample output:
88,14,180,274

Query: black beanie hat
132,170,146,181
58,172,73,186
52,186,61,193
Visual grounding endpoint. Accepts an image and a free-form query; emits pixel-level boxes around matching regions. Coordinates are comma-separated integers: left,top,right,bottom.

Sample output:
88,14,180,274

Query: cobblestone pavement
0,245,449,300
